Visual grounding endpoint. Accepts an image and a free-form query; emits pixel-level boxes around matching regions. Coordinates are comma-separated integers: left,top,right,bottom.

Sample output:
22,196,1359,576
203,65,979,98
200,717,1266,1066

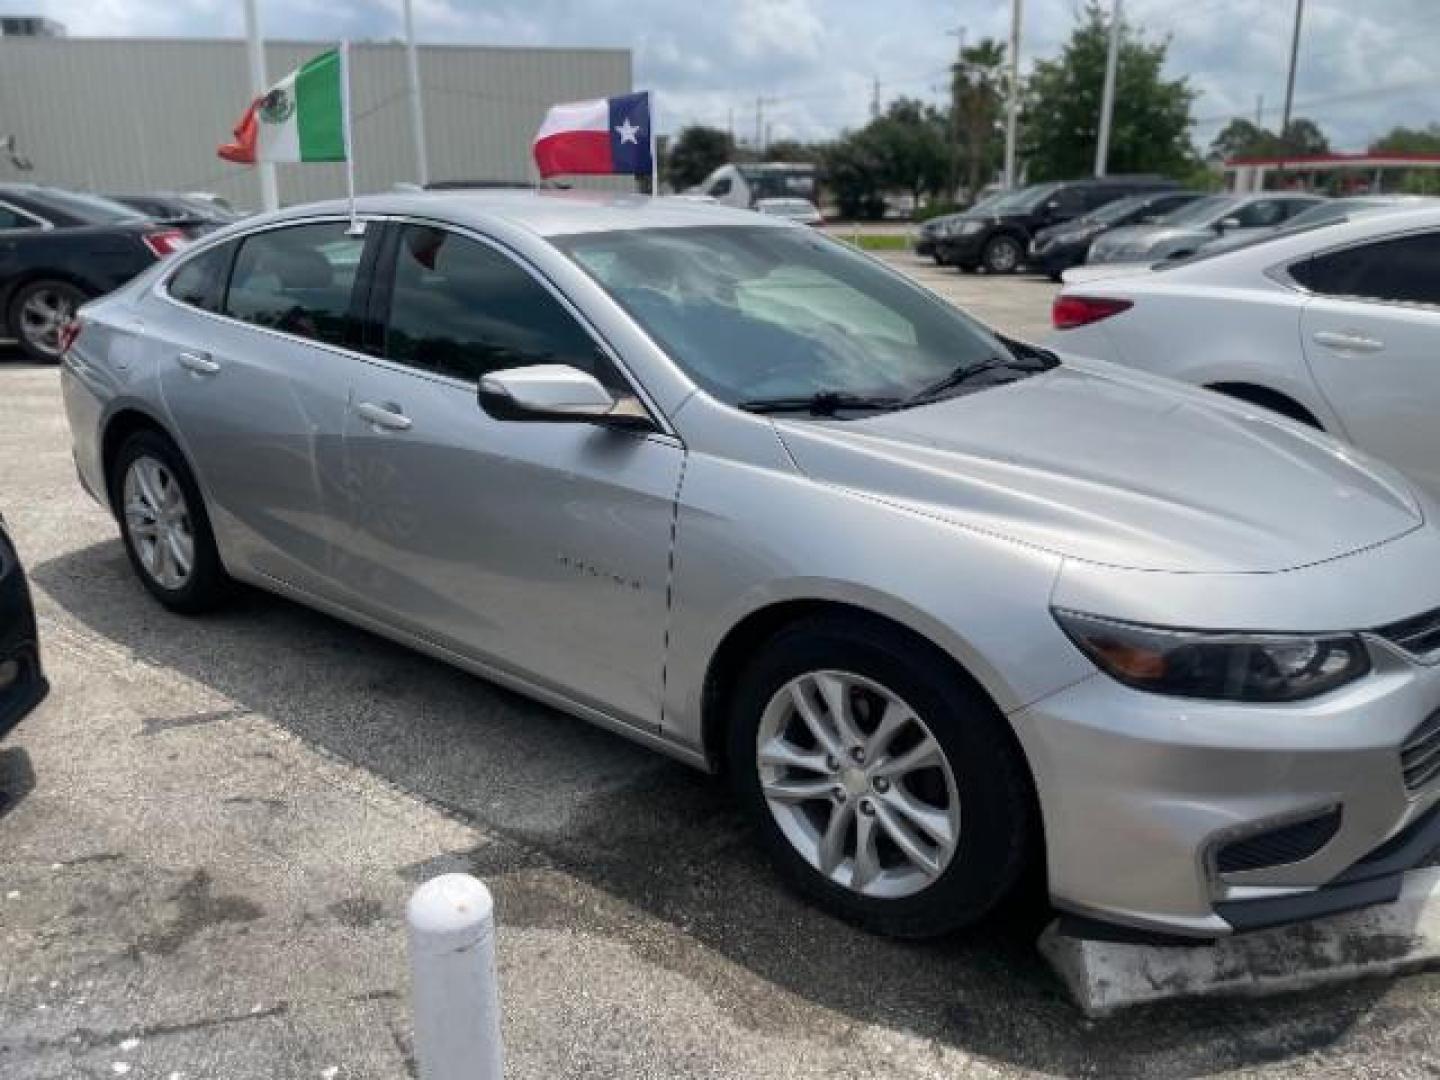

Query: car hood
772,360,1421,573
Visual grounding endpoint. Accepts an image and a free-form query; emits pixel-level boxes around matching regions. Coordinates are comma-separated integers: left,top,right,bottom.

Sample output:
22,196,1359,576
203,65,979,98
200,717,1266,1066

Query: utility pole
1003,0,1023,189
727,106,735,153
1280,0,1304,149
403,0,429,185
947,22,967,200
754,96,776,154
1254,93,1264,126
871,77,881,118
242,0,279,211
1094,0,1121,176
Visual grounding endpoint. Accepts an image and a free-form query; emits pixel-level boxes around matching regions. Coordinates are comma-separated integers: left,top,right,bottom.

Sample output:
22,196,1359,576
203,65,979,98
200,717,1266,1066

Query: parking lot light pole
408,874,504,1080
403,0,429,187
1003,0,1023,189
242,0,279,212
1094,0,1121,177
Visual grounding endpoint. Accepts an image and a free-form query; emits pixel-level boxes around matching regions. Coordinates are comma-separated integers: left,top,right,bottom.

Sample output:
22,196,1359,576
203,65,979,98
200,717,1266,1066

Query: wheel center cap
840,766,868,797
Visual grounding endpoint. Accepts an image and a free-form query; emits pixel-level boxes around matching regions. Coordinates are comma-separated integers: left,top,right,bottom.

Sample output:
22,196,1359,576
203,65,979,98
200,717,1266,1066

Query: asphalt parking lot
5,266,1440,1079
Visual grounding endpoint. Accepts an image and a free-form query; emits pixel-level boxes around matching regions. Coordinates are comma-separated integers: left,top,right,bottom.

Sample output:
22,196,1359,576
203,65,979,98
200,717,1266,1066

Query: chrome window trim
153,212,679,441
0,198,52,231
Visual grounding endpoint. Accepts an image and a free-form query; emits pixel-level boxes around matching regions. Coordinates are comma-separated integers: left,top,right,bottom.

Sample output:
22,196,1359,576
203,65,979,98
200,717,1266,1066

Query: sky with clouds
8,0,1438,153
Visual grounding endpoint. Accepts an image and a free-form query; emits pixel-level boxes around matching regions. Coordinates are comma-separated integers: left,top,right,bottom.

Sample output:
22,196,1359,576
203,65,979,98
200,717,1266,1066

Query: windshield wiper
738,390,904,417
901,343,1059,409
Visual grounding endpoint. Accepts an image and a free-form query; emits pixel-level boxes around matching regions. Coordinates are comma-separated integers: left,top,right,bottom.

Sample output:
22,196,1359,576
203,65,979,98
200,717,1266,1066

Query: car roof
263,189,787,238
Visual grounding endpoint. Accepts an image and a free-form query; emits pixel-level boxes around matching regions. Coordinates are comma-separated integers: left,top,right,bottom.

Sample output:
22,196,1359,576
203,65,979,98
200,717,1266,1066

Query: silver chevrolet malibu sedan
61,192,1440,941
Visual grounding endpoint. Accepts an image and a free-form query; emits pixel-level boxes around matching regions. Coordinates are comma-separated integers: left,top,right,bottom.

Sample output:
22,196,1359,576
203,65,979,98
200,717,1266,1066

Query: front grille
1401,710,1440,793
1215,807,1342,874
1376,607,1440,662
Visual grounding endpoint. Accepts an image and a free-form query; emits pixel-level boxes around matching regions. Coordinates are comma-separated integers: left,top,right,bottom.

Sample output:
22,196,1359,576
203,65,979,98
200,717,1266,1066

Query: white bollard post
407,874,504,1080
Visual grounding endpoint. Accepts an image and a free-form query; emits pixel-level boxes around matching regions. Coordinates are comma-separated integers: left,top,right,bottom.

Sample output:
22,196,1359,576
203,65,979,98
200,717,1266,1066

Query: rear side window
223,222,365,347
167,243,235,313
0,205,39,231
1291,232,1440,306
381,224,625,390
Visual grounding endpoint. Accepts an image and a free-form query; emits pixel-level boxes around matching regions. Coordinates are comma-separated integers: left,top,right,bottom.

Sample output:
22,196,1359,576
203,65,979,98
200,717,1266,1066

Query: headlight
1053,609,1371,702
955,220,987,236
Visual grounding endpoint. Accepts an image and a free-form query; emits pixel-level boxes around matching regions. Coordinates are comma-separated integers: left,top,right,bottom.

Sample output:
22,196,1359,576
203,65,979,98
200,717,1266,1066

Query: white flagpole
649,92,659,196
242,0,279,211
341,41,361,234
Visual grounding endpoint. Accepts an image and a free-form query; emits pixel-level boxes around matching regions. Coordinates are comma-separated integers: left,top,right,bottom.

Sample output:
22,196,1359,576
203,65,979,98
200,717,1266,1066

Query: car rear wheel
982,236,1023,274
727,615,1035,938
7,279,87,363
112,430,231,614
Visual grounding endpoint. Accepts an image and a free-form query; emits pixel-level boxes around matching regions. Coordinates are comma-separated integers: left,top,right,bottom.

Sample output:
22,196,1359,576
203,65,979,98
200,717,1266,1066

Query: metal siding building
0,38,632,208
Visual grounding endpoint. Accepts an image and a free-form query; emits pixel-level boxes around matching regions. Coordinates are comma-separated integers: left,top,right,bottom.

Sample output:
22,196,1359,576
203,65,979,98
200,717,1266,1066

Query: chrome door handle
355,401,413,432
177,350,220,375
1313,330,1385,354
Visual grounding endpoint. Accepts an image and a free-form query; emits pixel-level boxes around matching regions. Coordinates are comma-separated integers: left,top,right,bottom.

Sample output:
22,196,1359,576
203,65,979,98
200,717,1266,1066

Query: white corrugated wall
0,37,632,209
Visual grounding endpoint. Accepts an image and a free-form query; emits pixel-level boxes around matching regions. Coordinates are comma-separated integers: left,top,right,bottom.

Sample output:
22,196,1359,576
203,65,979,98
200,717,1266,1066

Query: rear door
336,221,684,728
153,218,374,596
1295,228,1440,496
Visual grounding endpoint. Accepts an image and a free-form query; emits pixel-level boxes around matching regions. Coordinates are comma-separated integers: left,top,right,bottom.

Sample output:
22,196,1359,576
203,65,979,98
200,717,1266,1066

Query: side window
1051,186,1086,216
1147,195,1189,217
1292,232,1440,306
1234,200,1285,228
223,222,365,347
382,224,626,391
1279,199,1321,222
167,243,235,313
709,175,733,197
1083,188,1123,211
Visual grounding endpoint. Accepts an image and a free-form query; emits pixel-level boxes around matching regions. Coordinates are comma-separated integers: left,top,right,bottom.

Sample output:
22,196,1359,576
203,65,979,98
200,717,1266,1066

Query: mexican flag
218,48,348,164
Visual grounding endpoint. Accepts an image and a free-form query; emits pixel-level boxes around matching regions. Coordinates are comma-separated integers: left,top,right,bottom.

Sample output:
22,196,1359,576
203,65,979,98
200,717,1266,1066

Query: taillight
1052,295,1133,330
141,228,189,258
58,318,82,355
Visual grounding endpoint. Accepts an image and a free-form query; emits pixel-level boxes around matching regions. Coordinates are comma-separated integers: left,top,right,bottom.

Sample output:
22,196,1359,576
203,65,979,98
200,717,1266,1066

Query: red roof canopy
1226,151,1440,167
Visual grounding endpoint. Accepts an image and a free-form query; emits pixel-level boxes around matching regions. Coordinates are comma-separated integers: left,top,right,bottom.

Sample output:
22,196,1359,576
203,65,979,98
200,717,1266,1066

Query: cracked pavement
5,270,1440,1078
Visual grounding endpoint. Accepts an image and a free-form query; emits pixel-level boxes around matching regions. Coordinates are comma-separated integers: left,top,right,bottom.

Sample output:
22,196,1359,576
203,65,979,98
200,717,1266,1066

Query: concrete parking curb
1039,867,1440,1016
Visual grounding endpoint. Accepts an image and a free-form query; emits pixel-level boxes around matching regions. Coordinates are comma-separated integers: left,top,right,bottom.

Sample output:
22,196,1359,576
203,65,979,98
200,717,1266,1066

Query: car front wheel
7,279,88,363
728,616,1035,938
112,430,231,614
982,236,1023,274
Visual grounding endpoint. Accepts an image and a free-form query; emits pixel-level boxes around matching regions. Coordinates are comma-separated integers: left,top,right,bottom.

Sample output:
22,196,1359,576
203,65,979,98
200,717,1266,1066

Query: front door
154,219,371,595
336,223,683,728
1296,228,1440,497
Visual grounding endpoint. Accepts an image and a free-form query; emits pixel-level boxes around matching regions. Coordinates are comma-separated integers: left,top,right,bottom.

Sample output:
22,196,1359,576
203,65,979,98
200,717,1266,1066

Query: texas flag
532,91,654,179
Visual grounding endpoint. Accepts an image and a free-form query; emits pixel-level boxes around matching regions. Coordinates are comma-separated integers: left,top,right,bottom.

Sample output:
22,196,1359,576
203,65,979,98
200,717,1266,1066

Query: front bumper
0,542,48,742
1013,640,1440,938
934,231,986,264
1028,238,1089,276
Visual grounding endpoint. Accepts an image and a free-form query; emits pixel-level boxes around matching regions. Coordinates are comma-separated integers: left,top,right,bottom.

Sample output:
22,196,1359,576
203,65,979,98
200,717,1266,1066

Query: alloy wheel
122,456,196,590
18,287,77,358
985,238,1021,273
756,670,961,899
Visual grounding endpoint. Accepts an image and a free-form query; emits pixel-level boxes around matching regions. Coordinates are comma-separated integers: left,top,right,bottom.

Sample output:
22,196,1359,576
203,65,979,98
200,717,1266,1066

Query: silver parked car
1087,192,1325,265
61,192,1440,941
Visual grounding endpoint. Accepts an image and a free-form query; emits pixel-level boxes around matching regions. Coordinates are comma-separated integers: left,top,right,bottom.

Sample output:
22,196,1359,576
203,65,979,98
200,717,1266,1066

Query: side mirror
478,364,653,429
1217,216,1242,234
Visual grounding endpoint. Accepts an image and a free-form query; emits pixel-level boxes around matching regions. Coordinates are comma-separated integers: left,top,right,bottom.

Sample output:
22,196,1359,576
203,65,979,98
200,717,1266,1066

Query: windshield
1080,194,1149,226
554,226,1027,409
988,183,1061,215
1155,194,1236,227
27,188,148,224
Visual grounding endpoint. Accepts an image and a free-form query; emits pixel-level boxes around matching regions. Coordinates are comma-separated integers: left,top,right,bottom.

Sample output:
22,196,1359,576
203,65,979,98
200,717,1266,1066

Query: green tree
1371,123,1440,154
1021,2,1194,181
821,98,950,219
666,125,731,190
762,139,818,163
1208,117,1330,161
950,37,1007,200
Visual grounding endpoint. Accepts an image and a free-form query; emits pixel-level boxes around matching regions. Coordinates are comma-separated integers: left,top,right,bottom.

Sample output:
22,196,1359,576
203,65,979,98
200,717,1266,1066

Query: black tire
982,235,1024,275
7,279,88,363
727,615,1035,938
110,429,231,614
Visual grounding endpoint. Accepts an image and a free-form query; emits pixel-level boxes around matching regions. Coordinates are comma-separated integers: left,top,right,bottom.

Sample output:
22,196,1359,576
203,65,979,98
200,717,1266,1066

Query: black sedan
106,192,242,238
1027,190,1202,280
0,515,47,744
1,184,188,362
